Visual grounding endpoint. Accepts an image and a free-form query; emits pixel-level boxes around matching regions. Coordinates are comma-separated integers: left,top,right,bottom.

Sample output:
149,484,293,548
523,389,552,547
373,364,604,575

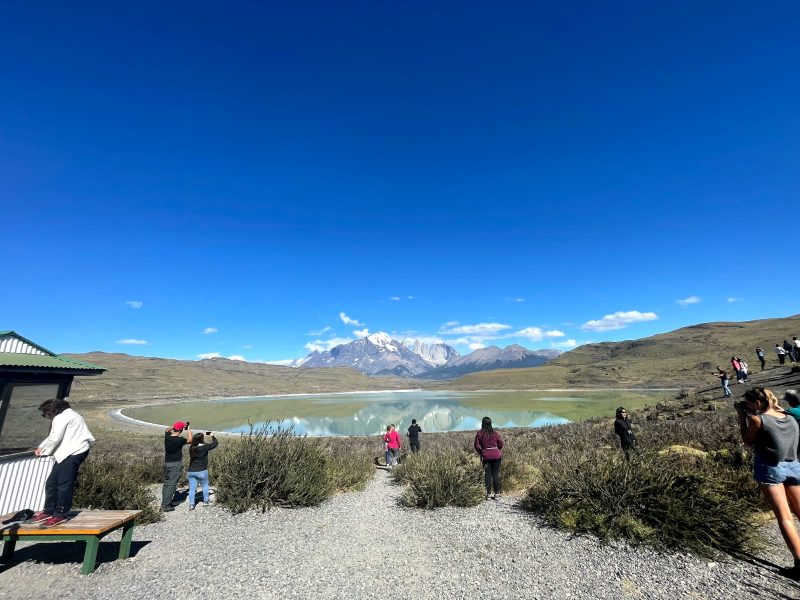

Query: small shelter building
0,331,105,514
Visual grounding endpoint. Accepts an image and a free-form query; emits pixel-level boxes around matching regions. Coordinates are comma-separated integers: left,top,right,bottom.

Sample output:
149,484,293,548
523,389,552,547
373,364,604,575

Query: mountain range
299,332,559,379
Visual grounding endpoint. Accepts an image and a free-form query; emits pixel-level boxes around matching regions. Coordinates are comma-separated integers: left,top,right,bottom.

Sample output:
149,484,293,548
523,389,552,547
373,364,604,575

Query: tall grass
393,449,485,508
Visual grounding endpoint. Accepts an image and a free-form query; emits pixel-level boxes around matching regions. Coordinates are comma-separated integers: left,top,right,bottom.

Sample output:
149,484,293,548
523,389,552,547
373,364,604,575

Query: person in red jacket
383,424,402,468
474,416,504,500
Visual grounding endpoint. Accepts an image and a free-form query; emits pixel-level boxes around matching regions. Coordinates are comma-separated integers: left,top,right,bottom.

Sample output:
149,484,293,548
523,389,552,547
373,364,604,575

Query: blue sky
2,1,798,364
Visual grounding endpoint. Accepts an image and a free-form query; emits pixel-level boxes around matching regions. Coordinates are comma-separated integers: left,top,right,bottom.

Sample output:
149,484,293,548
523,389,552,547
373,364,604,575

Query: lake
121,389,669,437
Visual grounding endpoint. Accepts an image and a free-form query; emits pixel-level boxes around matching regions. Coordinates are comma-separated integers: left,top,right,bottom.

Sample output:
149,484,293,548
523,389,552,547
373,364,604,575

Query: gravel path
1,469,799,599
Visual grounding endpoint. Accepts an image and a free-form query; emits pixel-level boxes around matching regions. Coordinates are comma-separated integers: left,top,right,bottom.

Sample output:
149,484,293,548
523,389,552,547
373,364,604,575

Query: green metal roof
0,353,106,372
0,331,106,374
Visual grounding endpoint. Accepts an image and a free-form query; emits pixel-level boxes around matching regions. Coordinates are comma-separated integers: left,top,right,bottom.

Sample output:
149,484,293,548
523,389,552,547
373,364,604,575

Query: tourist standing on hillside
382,426,392,468
474,416,504,500
731,357,743,383
738,358,750,383
777,344,788,366
756,347,766,370
614,407,637,460
736,387,800,579
31,399,95,527
787,339,798,364
162,421,191,512
187,432,218,509
715,367,733,398
407,419,422,453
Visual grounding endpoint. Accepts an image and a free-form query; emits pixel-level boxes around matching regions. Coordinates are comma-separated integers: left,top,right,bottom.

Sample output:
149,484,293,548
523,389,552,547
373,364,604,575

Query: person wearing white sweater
31,398,95,527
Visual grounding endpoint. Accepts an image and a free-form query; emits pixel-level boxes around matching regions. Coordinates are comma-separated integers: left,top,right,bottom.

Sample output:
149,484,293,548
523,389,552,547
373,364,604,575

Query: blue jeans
188,470,209,505
721,379,732,396
754,454,800,485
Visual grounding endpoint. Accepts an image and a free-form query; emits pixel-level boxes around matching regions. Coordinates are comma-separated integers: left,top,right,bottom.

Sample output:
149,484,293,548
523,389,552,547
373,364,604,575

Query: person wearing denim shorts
737,387,800,579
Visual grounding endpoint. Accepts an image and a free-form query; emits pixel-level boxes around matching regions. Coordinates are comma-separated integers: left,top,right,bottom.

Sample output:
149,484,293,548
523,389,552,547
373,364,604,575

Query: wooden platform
0,509,142,574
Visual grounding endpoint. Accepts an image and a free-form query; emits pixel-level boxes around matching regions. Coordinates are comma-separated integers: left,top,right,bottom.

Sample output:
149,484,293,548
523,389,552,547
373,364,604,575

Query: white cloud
727,297,742,303
339,312,364,326
197,352,221,359
389,296,401,301
116,338,147,345
243,344,253,349
676,296,701,307
202,327,218,335
407,296,415,300
125,301,143,309
469,343,486,350
304,337,353,352
354,328,370,337
266,359,298,366
552,339,578,349
545,330,566,338
514,327,565,341
506,297,525,303
439,322,512,335
308,326,331,336
227,355,246,361
580,310,658,332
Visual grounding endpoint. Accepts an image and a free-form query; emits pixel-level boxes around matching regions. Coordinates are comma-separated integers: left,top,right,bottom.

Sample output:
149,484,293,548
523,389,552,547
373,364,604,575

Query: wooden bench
0,509,142,574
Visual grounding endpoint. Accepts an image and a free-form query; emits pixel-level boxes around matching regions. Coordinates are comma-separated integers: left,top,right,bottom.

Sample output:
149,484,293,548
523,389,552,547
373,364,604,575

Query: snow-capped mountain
300,332,446,376
299,334,558,379
405,339,460,366
417,344,558,380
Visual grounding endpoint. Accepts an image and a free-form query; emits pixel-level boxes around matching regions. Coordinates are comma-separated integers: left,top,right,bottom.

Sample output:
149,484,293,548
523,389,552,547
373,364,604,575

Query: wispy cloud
243,344,253,349
116,338,147,345
505,297,525,303
308,326,331,336
389,296,401,301
305,337,353,352
197,352,221,359
469,343,486,350
439,322,512,335
442,321,460,328
339,312,363,326
353,328,370,337
514,327,566,341
727,297,742,303
676,296,701,307
407,296,415,300
552,339,578,349
125,301,143,309
227,355,246,361
581,310,658,332
266,359,298,366
202,327,218,335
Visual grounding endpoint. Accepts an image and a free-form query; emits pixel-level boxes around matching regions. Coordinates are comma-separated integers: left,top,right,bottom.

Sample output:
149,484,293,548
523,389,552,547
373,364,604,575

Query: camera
206,431,212,437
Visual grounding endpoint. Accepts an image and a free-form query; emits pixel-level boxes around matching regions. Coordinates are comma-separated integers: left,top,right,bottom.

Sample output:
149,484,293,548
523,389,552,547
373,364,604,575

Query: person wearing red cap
162,421,191,512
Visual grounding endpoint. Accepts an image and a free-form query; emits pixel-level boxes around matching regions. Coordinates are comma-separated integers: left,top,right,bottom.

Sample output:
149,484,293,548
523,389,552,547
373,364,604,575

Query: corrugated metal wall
0,455,53,514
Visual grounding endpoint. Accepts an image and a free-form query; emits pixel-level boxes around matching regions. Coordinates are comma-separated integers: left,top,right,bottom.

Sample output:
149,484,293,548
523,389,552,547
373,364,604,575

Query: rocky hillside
448,314,800,389
65,352,410,402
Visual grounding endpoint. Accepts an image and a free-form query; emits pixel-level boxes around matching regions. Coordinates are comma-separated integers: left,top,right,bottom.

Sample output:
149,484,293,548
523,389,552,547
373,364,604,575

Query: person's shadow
0,539,150,574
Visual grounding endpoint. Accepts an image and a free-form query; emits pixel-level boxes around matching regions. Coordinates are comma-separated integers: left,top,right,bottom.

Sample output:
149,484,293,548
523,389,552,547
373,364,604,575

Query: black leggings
44,450,89,517
483,458,502,494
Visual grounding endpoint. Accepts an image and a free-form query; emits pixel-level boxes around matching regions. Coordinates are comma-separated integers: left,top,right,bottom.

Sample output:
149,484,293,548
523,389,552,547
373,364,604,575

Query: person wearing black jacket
162,421,191,512
187,432,218,509
407,419,422,453
614,407,636,460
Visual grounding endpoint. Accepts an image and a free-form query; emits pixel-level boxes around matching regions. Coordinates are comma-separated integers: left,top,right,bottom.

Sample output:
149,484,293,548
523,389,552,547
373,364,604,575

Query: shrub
73,455,162,524
394,450,485,508
211,424,333,513
324,439,375,492
523,450,762,557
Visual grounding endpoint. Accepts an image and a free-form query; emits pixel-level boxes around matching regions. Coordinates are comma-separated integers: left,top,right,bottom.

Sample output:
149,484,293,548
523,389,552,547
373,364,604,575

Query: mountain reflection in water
123,390,666,437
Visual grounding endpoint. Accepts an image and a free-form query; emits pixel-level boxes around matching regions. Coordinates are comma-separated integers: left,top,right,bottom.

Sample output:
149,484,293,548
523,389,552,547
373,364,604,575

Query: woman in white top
31,398,95,527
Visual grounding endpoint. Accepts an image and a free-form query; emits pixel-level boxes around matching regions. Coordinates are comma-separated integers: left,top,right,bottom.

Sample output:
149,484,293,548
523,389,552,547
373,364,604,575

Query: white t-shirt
38,408,95,463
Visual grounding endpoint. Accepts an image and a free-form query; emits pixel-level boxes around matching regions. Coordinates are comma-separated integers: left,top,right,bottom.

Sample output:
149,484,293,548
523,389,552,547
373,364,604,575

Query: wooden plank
0,510,142,536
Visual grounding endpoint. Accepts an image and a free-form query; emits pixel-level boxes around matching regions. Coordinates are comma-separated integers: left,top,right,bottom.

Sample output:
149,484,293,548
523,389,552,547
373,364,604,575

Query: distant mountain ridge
299,333,559,379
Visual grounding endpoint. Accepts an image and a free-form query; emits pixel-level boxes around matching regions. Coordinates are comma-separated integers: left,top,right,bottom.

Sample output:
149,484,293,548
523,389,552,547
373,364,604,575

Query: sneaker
29,511,51,524
494,493,503,500
40,516,66,528
485,493,491,501
161,505,175,512
188,504,195,510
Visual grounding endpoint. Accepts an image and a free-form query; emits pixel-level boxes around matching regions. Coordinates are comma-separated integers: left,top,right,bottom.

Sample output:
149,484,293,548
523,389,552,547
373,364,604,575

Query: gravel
1,470,799,599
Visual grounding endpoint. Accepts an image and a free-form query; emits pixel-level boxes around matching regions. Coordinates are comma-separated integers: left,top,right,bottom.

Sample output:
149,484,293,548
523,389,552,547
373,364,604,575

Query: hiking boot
40,516,66,528
29,511,51,523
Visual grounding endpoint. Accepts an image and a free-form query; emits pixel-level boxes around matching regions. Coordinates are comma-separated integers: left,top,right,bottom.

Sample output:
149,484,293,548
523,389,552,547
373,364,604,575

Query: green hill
65,352,410,402
447,313,800,389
